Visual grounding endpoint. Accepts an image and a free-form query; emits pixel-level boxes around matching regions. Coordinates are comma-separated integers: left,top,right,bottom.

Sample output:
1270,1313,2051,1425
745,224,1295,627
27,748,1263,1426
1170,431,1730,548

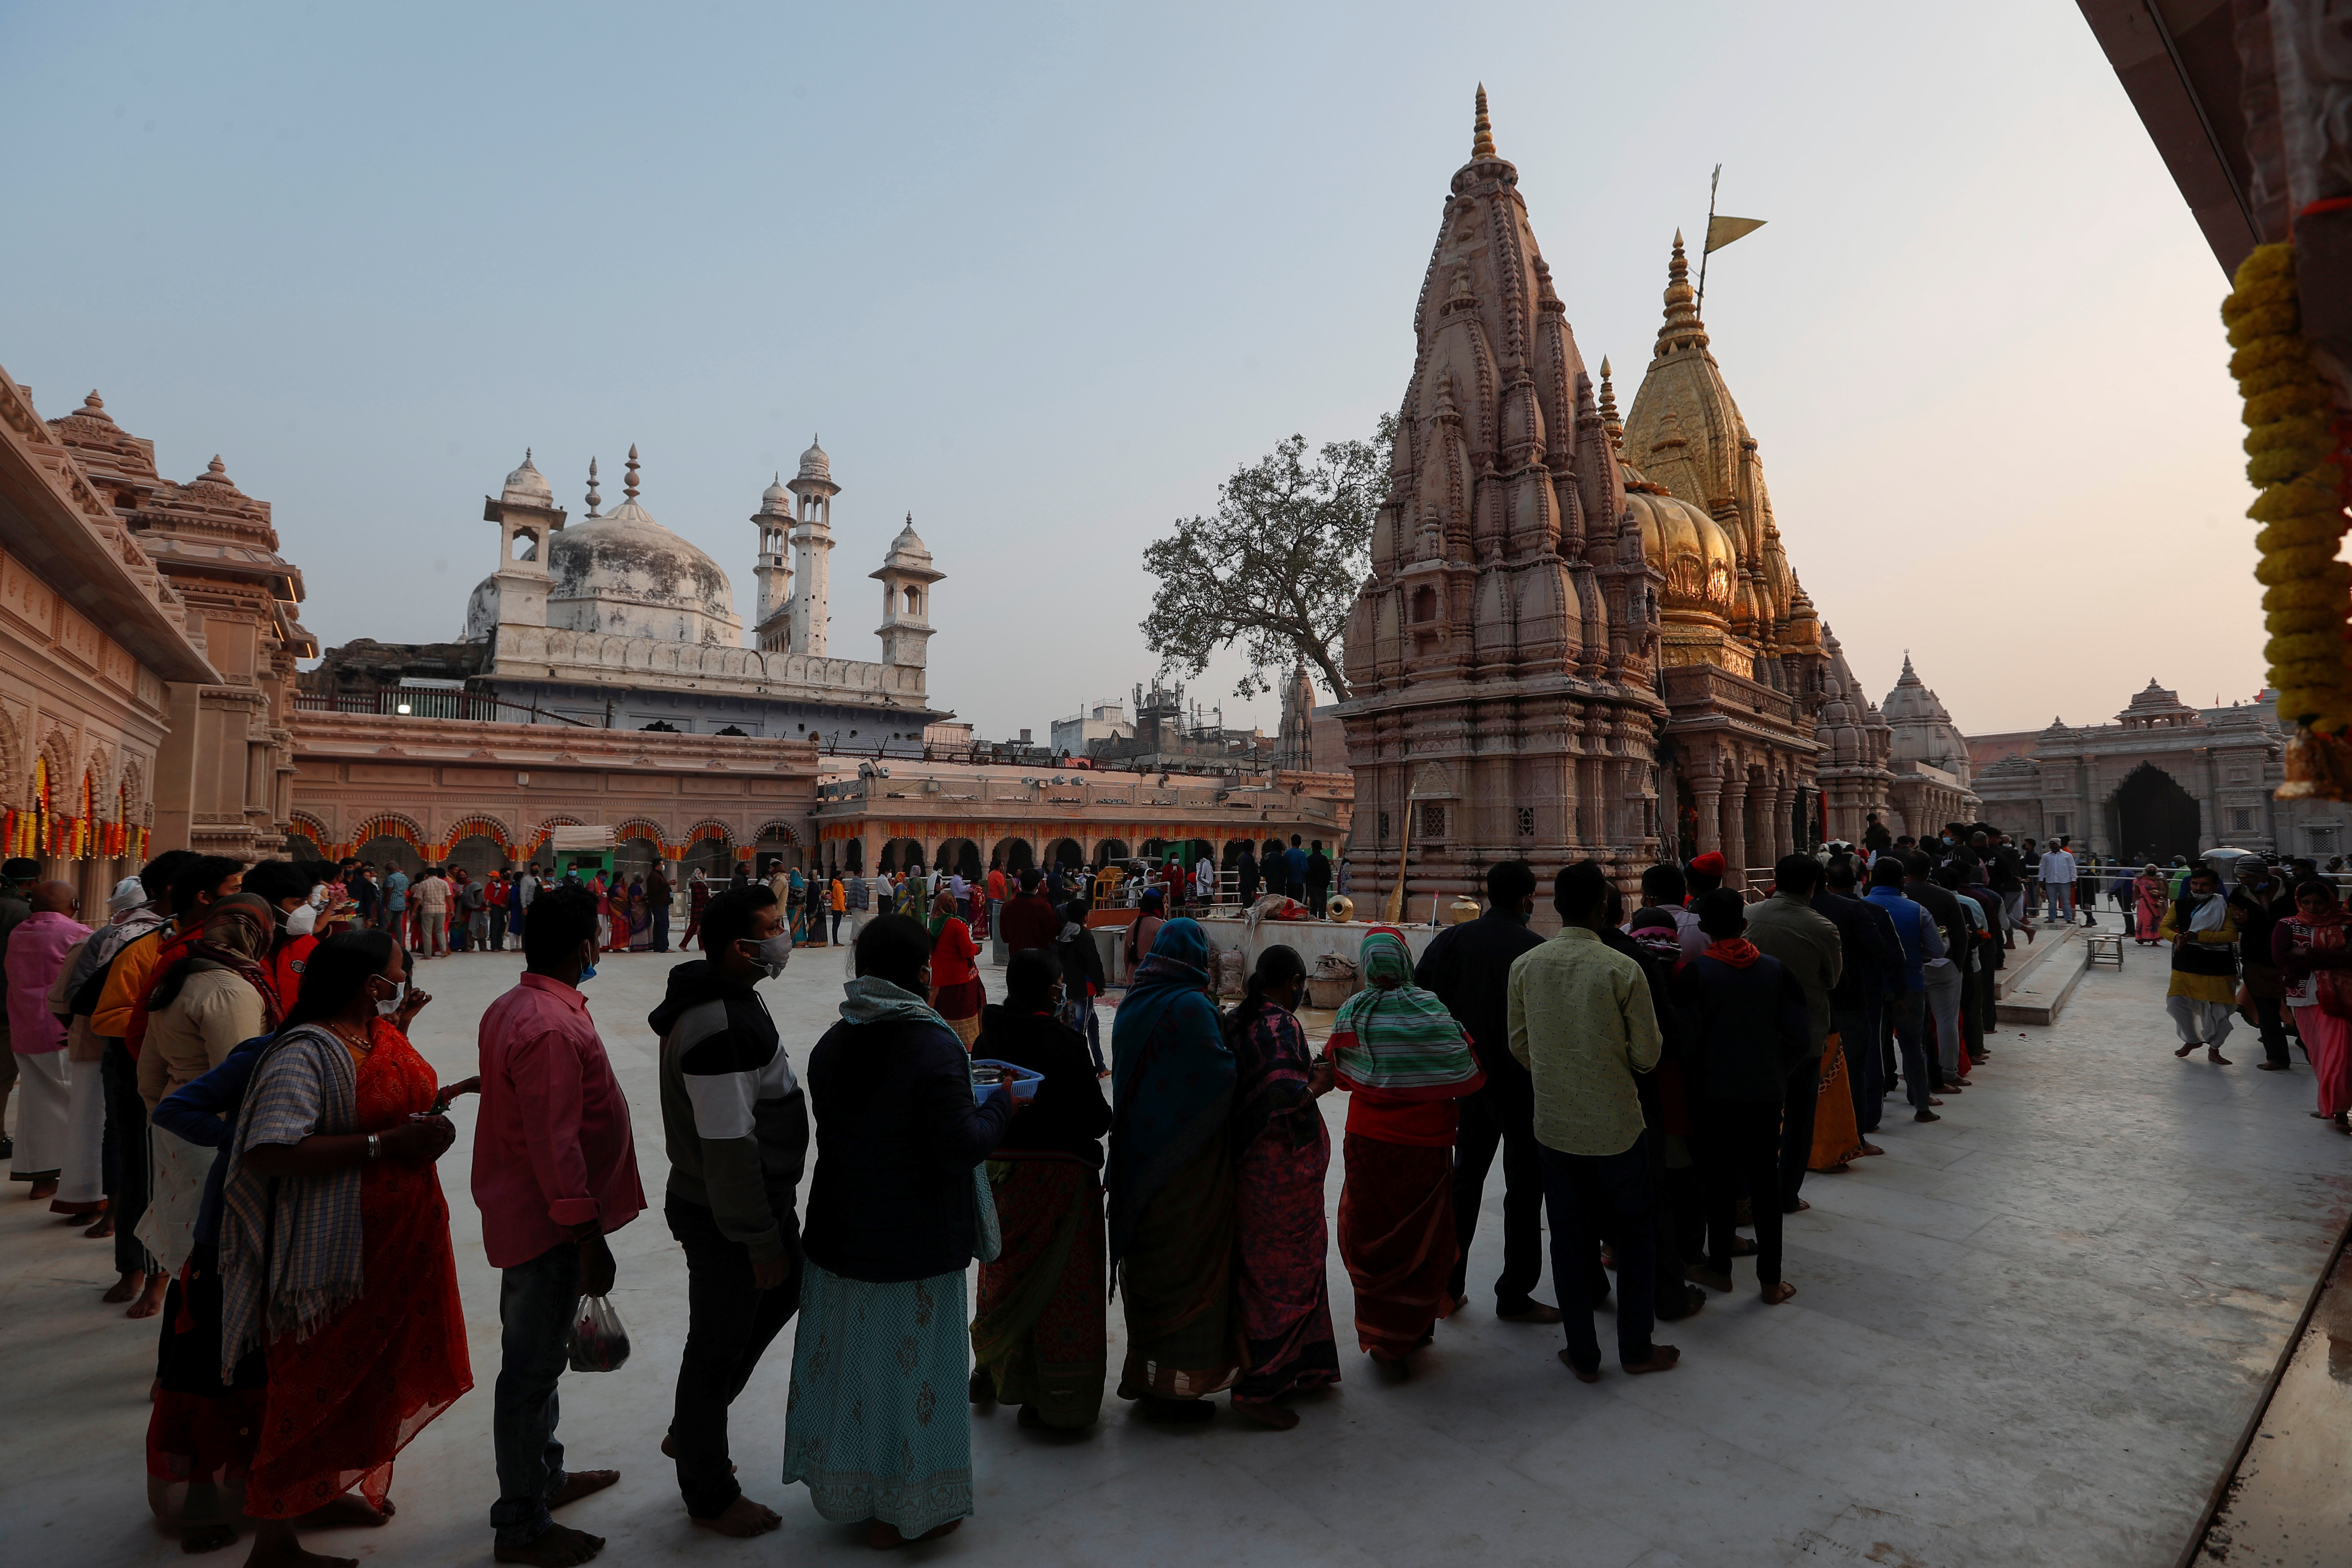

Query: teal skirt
782,1260,974,1535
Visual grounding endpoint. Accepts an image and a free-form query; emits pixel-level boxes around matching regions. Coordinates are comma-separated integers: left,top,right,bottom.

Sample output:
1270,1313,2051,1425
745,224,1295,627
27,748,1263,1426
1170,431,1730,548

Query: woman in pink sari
2132,864,2170,946
2273,877,2352,1133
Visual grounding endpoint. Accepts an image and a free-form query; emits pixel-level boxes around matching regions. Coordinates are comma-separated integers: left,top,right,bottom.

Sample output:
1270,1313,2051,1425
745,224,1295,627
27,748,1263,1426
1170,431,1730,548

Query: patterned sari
971,1153,1106,1427
1807,1033,1865,1171
1228,1002,1338,1404
227,1022,472,1517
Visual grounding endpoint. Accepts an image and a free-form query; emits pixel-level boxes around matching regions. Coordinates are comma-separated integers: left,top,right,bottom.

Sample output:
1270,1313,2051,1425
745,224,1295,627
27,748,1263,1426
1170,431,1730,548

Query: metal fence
293,690,590,726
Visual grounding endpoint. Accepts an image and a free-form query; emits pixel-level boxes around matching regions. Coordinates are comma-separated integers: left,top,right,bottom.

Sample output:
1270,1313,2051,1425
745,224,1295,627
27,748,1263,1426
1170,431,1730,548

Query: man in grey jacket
649,885,804,1538
1742,854,1843,1215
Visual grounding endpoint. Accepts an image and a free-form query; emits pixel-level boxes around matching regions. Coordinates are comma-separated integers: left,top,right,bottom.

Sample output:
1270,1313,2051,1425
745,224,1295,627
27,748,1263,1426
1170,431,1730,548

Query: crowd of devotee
1,819,2347,1562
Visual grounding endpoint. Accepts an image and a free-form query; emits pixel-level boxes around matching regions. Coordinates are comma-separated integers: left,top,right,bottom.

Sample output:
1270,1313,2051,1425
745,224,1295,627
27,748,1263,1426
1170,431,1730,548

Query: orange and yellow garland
2227,241,2352,796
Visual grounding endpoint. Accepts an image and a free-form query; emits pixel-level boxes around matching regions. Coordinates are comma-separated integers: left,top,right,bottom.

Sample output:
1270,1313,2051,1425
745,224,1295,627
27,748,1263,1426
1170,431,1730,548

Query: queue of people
19,816,2352,1562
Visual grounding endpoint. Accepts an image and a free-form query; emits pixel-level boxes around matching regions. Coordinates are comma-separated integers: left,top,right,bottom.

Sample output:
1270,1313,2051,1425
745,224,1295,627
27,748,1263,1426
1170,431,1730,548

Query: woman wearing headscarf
1053,896,1109,1076
928,888,985,1048
1327,927,1483,1374
785,915,1017,1547
2132,864,2170,946
2275,878,2352,1132
683,867,711,950
215,929,471,1556
1225,944,1338,1427
138,894,282,1279
968,948,1112,1428
1106,916,1239,1420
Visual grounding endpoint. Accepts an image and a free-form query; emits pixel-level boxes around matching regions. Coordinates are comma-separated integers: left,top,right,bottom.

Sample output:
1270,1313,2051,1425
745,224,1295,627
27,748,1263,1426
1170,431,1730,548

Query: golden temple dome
1626,488,1736,620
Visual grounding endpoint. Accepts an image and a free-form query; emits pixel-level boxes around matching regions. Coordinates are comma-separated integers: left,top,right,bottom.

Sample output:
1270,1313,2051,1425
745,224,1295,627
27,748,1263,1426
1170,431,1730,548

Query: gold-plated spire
1656,232,1708,355
1472,84,1495,159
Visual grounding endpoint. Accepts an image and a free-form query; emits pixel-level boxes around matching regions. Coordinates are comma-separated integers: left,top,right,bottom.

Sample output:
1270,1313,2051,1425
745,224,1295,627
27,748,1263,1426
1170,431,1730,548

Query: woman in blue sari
1106,917,1240,1421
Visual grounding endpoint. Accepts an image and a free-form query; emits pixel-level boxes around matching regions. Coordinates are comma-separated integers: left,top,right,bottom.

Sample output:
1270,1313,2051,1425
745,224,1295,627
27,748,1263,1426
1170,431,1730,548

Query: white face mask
748,932,793,979
375,979,406,1017
285,903,318,937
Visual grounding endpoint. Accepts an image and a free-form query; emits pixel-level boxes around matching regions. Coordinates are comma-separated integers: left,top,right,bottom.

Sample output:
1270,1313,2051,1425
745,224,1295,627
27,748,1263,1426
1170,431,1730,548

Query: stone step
1996,924,2090,1026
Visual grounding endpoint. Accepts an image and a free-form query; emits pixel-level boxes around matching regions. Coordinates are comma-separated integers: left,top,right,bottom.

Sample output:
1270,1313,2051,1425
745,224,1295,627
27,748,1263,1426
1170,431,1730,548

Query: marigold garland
2225,242,2352,742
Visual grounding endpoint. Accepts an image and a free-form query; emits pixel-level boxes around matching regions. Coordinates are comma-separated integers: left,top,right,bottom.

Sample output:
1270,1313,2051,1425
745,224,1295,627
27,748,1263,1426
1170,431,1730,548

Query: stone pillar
1721,773,1749,891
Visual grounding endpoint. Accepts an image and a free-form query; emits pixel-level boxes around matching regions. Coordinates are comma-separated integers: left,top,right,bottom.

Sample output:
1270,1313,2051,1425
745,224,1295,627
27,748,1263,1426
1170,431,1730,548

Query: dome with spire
796,436,831,485
547,446,740,645
1617,232,1818,684
501,449,554,506
759,473,791,514
883,513,934,570
1882,653,1972,784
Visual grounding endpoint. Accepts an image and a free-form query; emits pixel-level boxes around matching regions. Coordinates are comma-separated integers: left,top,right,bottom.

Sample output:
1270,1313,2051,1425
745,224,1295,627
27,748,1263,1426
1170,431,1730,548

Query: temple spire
624,443,640,502
1598,356,1623,452
1471,84,1495,159
1655,231,1709,356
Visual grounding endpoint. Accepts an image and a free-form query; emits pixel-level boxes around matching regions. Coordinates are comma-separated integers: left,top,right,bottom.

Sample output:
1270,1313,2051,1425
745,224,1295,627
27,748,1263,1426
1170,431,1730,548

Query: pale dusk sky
0,3,2254,741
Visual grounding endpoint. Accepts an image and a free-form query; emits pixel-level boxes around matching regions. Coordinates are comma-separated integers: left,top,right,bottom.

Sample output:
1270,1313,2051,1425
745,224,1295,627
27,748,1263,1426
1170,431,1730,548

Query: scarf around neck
840,974,953,1034
1328,928,1479,1095
1703,937,1761,968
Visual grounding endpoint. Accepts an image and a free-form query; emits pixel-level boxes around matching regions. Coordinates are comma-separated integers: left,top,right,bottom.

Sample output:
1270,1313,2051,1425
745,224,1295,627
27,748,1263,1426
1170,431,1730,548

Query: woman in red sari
2274,877,2352,1133
2132,865,2170,946
1328,928,1483,1375
1225,944,1339,1427
217,930,475,1566
928,889,985,1048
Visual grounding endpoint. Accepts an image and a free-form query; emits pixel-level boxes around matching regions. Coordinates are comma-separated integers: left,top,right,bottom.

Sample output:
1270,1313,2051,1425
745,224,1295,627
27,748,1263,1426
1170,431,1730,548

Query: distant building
1969,680,2320,862
1051,699,1134,758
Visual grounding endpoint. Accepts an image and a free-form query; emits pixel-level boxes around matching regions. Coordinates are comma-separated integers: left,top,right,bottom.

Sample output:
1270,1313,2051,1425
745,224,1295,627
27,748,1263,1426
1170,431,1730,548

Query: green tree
1140,414,1394,704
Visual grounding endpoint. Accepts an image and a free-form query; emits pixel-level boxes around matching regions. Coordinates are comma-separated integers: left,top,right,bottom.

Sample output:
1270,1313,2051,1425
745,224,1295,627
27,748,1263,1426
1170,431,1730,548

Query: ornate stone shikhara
1341,92,1915,898
1340,90,1668,906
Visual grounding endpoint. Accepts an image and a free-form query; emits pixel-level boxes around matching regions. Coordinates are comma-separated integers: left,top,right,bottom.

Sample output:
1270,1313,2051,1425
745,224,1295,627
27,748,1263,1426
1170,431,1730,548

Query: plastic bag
567,1294,631,1373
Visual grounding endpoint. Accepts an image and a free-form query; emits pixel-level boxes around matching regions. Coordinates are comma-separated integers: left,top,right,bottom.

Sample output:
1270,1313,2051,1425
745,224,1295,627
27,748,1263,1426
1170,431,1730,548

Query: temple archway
356,834,423,877
1093,838,1128,866
996,837,1036,874
938,838,983,881
2112,763,2202,863
448,833,510,884
879,837,925,874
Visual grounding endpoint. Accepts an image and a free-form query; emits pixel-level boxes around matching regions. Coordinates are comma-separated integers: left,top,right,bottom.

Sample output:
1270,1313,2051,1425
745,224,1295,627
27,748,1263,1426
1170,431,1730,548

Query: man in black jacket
1814,859,1900,1152
997,869,1062,955
651,885,807,1538
1415,859,1556,1322
1675,889,1809,1306
1304,840,1333,918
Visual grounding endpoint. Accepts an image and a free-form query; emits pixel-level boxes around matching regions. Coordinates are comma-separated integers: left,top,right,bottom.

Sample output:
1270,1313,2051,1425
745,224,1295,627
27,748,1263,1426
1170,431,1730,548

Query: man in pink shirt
6,882,90,1202
473,882,645,1566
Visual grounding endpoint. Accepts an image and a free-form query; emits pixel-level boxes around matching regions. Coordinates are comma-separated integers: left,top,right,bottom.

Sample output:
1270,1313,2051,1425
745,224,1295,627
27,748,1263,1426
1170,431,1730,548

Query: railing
294,691,592,726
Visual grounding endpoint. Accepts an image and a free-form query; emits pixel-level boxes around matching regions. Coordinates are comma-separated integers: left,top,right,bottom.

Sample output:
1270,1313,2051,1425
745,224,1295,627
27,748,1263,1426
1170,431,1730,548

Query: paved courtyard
1,937,2346,1567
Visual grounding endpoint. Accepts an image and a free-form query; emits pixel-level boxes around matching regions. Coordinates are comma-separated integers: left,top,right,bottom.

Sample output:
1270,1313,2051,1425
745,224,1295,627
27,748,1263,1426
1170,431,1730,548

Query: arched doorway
880,838,925,875
1093,838,1127,867
938,838,983,881
1046,837,1082,870
2112,764,2202,863
448,832,510,884
356,835,423,878
680,834,734,883
996,838,1035,874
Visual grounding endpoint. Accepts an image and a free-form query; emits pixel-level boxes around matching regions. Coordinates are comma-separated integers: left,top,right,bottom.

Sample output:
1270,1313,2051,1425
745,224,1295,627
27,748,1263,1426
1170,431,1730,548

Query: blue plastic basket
970,1058,1044,1103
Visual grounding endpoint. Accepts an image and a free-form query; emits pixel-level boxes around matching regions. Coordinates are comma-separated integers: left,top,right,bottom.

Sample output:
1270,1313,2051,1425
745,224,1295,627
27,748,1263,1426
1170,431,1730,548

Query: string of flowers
2226,241,2352,732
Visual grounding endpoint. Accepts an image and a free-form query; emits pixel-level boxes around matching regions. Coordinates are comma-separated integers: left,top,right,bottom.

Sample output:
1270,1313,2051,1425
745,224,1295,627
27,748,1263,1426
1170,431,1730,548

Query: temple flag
1705,214,1767,253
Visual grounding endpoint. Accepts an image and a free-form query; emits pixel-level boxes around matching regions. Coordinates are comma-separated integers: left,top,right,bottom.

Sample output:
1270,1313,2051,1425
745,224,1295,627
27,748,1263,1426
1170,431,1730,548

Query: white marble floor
2,940,2346,1567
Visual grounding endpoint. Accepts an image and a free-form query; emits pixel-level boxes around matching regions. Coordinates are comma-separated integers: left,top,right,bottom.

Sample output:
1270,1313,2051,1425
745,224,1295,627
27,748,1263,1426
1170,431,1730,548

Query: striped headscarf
1327,928,1479,1096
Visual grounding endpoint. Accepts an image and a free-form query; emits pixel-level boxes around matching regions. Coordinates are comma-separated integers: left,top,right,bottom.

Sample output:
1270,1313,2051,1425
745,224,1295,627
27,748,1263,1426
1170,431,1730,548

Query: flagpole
1697,163,1720,315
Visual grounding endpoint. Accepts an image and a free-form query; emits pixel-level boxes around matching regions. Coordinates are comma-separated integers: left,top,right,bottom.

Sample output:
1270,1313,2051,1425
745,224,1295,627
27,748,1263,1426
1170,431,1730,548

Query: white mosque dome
542,449,740,646
796,437,831,484
501,449,554,505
